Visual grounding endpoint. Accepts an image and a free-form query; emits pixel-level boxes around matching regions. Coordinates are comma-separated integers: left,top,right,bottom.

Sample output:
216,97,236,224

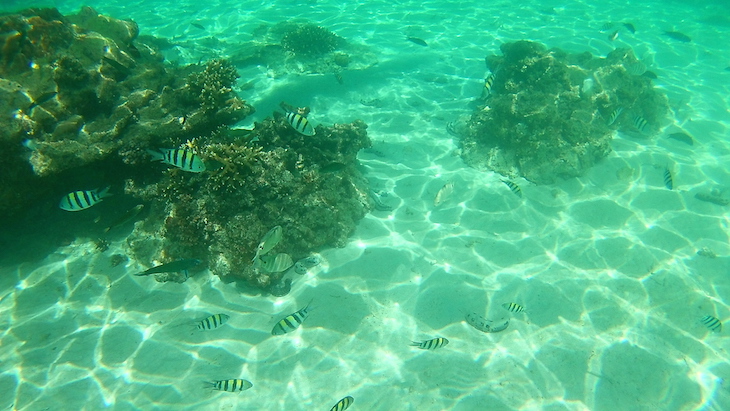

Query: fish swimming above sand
407,37,428,47
410,337,449,350
663,167,673,190
701,315,722,333
668,132,693,146
502,180,522,198
271,301,313,335
664,31,691,42
59,187,111,211
434,181,454,207
135,258,202,276
253,225,283,261
204,379,252,392
501,302,525,313
329,396,354,411
196,313,230,330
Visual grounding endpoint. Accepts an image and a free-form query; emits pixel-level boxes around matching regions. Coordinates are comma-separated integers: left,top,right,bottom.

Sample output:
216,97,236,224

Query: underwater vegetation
455,40,670,184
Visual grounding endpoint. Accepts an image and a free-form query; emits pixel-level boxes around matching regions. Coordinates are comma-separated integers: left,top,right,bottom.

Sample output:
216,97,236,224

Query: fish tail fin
304,298,315,312
202,381,216,389
409,341,421,347
146,148,164,161
98,186,112,199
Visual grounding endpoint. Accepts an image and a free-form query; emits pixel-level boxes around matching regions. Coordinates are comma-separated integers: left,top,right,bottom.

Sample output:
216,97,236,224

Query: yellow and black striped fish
329,396,354,411
701,315,722,333
607,107,623,125
663,168,673,190
271,301,313,335
59,187,111,211
285,111,315,136
481,73,495,100
205,378,252,392
196,313,230,331
633,115,649,133
147,148,206,172
501,302,525,313
410,337,449,350
502,180,522,198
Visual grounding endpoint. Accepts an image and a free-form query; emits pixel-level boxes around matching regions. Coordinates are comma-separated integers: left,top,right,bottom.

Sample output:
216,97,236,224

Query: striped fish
633,115,649,133
502,180,522,198
701,315,722,333
606,107,623,125
410,337,449,350
196,313,230,330
205,379,252,392
147,148,206,172
663,168,673,190
502,302,525,313
285,111,315,136
481,73,495,100
330,396,354,411
271,301,313,335
254,253,294,273
59,187,110,211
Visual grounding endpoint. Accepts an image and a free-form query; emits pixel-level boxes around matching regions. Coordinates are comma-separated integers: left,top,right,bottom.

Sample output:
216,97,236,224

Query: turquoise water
2,0,730,410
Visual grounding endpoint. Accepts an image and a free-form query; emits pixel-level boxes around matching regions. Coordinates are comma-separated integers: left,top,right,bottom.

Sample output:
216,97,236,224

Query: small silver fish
663,168,673,190
481,73,495,100
196,313,230,330
205,379,252,392
607,107,623,125
502,180,522,198
254,253,294,273
501,302,525,313
434,182,454,207
701,315,722,333
608,30,619,41
633,115,649,133
330,396,354,411
135,258,202,276
272,301,313,335
253,226,283,261
147,148,206,172
59,187,111,211
600,22,614,32
410,337,449,350
285,111,315,136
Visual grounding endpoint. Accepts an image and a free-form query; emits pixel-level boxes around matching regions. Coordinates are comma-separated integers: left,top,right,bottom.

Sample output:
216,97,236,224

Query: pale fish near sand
329,396,354,411
59,187,111,211
134,258,202,276
205,379,252,392
271,301,313,335
465,312,510,333
410,337,449,350
434,181,454,207
253,225,283,261
255,252,294,273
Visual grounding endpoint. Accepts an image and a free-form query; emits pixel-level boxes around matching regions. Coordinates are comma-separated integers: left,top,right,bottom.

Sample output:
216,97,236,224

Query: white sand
2,0,730,409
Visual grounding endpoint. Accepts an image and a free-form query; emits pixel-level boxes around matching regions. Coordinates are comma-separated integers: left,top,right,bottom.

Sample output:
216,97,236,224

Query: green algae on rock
455,41,671,184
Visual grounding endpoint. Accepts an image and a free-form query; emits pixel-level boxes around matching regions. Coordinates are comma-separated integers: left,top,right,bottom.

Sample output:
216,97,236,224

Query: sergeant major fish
481,73,495,100
410,337,449,350
59,187,111,211
271,301,313,335
701,315,722,333
204,379,252,392
607,107,623,125
663,167,673,190
285,111,315,136
329,396,354,411
502,180,522,198
502,302,525,313
633,115,649,133
147,148,206,172
196,313,230,330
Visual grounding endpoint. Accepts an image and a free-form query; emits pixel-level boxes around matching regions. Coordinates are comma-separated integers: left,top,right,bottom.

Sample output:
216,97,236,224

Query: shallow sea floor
2,0,730,409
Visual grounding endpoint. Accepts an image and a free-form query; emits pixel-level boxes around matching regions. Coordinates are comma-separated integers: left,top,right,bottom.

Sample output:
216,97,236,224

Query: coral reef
0,7,252,217
229,20,378,76
125,119,372,292
455,41,670,184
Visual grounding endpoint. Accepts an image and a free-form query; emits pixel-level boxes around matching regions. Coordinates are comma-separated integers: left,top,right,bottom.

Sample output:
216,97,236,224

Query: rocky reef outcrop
454,40,671,184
